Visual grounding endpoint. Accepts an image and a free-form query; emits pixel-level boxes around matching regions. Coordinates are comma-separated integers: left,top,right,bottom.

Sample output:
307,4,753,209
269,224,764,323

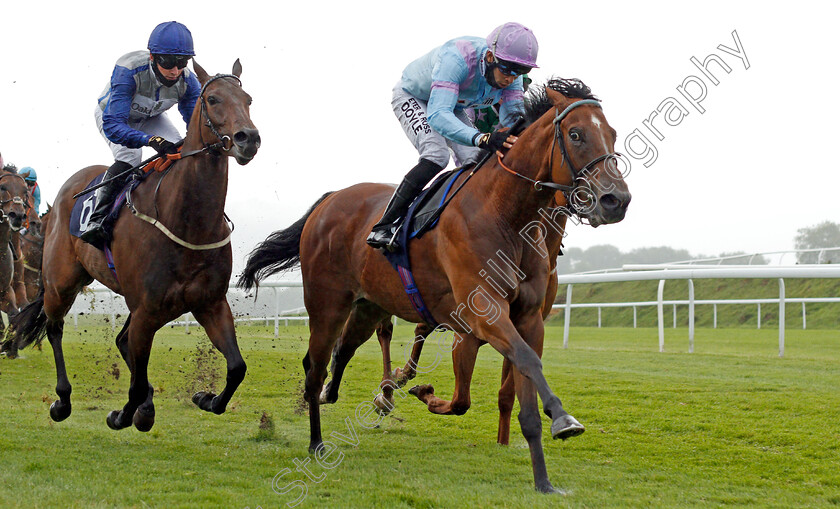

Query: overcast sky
2,1,838,276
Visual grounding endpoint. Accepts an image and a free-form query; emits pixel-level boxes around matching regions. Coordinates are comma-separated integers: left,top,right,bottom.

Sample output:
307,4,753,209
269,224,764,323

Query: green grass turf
1,323,839,508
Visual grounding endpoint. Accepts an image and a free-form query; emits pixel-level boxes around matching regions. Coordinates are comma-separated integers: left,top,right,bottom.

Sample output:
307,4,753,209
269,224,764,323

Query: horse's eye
0,186,5,192
207,96,220,105
569,130,582,142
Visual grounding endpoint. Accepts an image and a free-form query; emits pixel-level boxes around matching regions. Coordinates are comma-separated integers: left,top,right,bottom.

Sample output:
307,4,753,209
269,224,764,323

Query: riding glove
148,136,177,155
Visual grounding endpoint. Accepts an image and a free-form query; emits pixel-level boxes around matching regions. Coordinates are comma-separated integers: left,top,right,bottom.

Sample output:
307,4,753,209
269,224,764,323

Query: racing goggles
494,58,531,77
154,54,191,70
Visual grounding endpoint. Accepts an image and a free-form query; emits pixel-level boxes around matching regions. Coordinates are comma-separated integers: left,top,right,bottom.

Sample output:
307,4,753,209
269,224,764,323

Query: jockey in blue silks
367,22,539,251
81,21,201,247
18,167,40,215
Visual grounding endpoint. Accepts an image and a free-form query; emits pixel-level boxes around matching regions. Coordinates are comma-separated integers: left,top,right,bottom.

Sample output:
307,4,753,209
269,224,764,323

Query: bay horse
3,60,260,432
240,78,630,492
0,171,31,334
19,206,50,303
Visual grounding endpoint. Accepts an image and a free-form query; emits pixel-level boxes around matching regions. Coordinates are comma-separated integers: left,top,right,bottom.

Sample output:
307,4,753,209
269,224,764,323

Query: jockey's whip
72,140,185,199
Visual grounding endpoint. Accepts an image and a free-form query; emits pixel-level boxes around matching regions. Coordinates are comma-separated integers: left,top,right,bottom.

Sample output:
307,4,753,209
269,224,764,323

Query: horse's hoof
192,391,216,412
551,413,585,440
49,400,71,422
133,406,155,432
373,394,393,416
408,384,433,399
535,481,567,495
308,441,323,455
106,410,129,430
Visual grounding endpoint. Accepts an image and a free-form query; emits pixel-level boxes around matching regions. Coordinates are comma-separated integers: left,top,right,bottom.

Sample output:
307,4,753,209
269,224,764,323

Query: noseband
198,73,243,153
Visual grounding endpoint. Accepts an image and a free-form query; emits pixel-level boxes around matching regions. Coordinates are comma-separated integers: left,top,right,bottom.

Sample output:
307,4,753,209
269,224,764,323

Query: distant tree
795,221,840,263
624,246,692,265
556,244,622,273
716,251,769,265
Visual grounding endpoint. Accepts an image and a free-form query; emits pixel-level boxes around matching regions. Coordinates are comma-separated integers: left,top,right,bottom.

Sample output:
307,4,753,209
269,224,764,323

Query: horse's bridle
196,73,243,154
0,173,30,226
497,99,621,207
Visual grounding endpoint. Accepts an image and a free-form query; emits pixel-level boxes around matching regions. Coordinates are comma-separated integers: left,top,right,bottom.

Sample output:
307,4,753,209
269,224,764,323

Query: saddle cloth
382,167,470,327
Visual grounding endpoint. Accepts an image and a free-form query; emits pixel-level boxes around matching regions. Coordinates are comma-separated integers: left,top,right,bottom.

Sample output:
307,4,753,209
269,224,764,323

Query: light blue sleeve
499,77,526,128
426,50,482,146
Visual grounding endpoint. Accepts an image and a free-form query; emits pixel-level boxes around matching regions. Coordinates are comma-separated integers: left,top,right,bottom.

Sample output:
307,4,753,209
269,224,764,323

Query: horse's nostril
600,194,619,210
233,131,249,145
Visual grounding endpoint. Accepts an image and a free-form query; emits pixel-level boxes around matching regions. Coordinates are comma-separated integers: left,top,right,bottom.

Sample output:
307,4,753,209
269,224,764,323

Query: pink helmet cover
487,22,539,68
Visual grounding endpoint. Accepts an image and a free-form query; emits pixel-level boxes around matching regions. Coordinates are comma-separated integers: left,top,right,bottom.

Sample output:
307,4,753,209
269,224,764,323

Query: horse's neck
475,143,557,236
159,153,229,226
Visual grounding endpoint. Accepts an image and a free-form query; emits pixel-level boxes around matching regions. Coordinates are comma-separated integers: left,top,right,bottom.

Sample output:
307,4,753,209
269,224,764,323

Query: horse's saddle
404,167,468,240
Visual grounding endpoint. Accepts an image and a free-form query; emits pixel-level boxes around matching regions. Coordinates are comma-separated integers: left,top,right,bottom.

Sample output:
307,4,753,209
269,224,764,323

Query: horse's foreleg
497,358,515,445
192,300,246,415
472,310,583,441
513,369,561,493
106,314,155,432
409,334,480,415
45,320,72,422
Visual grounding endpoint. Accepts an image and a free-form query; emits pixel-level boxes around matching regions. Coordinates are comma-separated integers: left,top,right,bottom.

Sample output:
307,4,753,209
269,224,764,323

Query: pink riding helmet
487,22,539,68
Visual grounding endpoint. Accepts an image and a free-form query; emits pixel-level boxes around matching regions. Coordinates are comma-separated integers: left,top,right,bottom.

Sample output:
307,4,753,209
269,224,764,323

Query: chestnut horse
361,192,569,447
240,78,629,492
3,60,260,432
327,80,625,448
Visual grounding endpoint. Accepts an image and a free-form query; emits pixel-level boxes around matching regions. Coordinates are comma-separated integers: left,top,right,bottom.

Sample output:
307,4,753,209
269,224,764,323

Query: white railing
553,265,840,357
67,260,840,358
70,281,307,338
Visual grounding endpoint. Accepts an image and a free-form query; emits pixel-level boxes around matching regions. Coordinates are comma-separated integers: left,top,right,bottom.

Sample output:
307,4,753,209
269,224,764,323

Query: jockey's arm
101,67,152,149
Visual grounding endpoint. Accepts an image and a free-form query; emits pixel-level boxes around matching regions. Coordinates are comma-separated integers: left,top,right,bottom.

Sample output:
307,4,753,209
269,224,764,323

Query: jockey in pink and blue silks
81,21,201,248
367,22,539,251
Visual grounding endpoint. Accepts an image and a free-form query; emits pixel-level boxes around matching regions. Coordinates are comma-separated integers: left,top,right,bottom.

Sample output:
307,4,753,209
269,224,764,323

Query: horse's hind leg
304,290,354,453
191,300,246,415
321,301,388,409
409,332,480,415
45,320,72,421
393,322,433,386
106,312,157,431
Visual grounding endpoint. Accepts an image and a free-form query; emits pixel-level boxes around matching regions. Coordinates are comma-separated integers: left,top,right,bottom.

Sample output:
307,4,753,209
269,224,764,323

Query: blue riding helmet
19,166,37,182
148,21,195,56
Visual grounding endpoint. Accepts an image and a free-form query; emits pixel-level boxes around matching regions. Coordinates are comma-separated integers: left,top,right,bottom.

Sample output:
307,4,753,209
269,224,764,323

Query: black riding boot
79,161,133,248
366,158,443,251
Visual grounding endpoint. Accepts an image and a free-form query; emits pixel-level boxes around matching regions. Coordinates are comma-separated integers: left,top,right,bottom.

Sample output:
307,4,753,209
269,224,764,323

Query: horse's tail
1,284,47,353
238,192,334,291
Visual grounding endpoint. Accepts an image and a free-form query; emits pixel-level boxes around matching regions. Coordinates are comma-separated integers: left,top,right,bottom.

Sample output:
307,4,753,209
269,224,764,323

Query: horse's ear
193,59,210,85
232,59,242,78
546,86,564,105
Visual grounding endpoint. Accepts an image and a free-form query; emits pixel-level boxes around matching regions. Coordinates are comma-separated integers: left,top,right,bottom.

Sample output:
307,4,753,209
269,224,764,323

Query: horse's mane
2,164,18,174
523,77,599,126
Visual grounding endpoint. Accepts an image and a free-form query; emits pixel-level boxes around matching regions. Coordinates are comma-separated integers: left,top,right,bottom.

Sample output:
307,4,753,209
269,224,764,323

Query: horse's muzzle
590,190,631,226
232,128,261,164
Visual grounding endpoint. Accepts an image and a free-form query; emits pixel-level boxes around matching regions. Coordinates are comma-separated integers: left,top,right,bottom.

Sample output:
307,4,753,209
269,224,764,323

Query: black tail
238,192,333,291
1,284,47,352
